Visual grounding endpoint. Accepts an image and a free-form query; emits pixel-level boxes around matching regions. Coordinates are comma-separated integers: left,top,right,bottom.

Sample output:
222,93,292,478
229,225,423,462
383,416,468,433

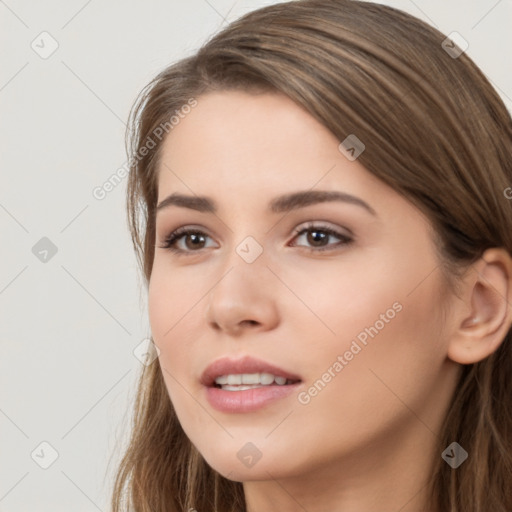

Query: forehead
157,90,372,195
153,89,426,233
159,90,335,167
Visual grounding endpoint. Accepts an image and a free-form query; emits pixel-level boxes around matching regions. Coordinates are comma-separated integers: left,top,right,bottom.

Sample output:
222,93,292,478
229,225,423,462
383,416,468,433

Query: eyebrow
156,190,377,216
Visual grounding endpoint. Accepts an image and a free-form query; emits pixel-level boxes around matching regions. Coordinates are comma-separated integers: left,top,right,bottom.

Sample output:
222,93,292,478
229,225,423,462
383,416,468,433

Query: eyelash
158,222,353,256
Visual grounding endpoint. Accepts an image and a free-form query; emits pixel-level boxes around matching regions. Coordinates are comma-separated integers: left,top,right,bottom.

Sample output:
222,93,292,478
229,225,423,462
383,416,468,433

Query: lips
200,355,302,387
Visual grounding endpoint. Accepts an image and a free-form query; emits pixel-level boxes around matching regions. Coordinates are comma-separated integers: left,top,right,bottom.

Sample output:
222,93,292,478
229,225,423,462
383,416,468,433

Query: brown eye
291,224,353,252
159,228,214,254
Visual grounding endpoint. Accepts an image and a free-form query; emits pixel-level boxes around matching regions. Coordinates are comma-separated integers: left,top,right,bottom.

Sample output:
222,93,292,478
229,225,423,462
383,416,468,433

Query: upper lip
200,355,302,387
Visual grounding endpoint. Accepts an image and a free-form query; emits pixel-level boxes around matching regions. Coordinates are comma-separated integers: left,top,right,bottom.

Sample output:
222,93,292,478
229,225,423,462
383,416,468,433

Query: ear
447,248,512,365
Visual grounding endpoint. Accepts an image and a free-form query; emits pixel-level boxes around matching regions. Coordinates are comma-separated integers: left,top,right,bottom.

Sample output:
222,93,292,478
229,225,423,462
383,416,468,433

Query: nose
206,255,280,336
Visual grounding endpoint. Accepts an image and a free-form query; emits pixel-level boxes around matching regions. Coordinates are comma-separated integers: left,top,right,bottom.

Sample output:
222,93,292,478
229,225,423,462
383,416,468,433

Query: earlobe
447,248,512,365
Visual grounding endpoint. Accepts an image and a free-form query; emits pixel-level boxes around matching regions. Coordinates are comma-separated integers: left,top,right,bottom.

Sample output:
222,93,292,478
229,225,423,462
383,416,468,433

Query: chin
206,459,282,482
196,441,301,482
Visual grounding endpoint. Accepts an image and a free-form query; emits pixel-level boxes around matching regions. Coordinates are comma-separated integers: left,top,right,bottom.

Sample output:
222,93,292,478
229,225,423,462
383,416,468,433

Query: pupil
308,230,326,246
187,233,204,249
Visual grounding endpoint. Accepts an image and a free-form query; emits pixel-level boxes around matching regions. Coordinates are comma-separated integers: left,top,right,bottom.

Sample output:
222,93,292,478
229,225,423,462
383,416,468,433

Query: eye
157,222,353,256
157,226,216,255
289,222,353,252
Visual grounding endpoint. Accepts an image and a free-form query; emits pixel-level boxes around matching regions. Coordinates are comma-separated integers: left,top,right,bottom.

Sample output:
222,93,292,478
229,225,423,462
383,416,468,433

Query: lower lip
205,383,302,413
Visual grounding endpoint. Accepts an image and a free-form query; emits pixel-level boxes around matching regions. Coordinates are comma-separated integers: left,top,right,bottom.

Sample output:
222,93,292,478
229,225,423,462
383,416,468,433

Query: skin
148,90,512,512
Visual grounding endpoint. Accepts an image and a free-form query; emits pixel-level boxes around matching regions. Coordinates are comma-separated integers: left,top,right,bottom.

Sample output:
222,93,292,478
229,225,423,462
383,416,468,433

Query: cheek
147,266,196,390
147,261,200,341
148,273,172,342
285,256,400,354
148,275,195,425
317,271,447,420
298,248,448,406
289,292,446,462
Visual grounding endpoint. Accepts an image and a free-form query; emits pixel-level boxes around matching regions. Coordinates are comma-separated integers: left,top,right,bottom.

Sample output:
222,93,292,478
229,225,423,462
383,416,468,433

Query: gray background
1,0,511,510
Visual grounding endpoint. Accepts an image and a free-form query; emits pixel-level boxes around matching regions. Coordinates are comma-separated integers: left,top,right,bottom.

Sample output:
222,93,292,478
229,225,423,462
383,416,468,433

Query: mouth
201,356,303,412
201,355,302,388
212,372,301,391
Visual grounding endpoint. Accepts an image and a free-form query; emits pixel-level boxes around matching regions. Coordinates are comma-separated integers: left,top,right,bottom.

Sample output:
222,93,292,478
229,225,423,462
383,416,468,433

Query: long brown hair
112,1,512,510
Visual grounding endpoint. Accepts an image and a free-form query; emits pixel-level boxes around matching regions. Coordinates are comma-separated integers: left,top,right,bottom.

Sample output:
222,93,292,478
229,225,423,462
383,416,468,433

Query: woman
112,0,512,510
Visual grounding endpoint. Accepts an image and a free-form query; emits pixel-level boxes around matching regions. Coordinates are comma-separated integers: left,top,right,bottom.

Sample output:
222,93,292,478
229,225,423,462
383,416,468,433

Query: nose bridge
219,210,270,270
206,230,279,333
214,231,269,299
234,232,266,266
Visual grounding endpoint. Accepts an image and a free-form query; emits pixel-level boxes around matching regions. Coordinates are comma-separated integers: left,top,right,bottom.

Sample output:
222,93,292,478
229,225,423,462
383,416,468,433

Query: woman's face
148,90,461,485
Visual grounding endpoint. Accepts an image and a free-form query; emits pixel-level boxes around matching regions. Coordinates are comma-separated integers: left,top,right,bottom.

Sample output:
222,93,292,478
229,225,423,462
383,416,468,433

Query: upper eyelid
293,221,353,236
157,218,352,236
159,222,348,238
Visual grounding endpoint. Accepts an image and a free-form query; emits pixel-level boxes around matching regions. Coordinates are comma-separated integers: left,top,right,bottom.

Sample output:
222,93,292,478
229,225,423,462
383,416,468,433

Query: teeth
242,373,260,384
227,374,242,385
214,373,291,386
260,372,275,385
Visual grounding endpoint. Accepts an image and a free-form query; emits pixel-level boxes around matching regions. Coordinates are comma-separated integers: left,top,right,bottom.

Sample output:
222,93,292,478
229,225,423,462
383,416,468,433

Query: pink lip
200,355,303,413
205,383,302,413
